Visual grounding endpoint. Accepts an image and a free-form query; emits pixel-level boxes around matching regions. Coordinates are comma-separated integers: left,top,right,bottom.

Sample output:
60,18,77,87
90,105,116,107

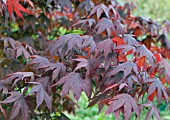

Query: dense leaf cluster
0,0,170,119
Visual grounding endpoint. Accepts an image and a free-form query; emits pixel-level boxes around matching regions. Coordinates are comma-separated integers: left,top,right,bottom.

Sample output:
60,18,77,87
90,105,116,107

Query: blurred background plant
120,0,170,22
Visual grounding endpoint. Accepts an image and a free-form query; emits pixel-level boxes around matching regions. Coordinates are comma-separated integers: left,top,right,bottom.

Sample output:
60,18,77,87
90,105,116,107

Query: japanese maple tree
0,0,170,120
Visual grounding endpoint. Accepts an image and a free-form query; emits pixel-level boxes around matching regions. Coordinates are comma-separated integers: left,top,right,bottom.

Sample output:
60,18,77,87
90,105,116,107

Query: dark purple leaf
78,0,94,14
73,19,96,29
29,84,52,112
90,4,109,19
107,62,138,79
105,94,139,120
53,72,91,101
1,92,29,120
144,77,168,104
95,18,116,37
142,101,161,120
95,38,115,58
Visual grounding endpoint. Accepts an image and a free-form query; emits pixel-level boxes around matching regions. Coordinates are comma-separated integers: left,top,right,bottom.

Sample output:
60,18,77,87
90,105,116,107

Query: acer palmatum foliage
0,0,170,119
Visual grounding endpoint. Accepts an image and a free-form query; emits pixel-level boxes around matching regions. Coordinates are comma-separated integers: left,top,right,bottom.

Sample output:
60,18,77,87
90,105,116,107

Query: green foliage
121,0,170,21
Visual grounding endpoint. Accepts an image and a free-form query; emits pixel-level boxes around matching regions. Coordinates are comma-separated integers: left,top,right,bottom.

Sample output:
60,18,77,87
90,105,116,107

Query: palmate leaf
73,58,89,71
0,80,9,94
105,94,139,120
116,44,136,58
23,15,36,31
29,55,50,68
49,34,83,57
82,35,96,53
73,58,93,78
94,38,115,58
95,18,116,37
158,34,170,50
78,0,94,14
144,77,169,104
15,43,37,59
56,0,72,11
53,72,91,101
7,0,31,20
38,62,66,82
73,19,96,29
3,72,34,87
123,35,139,47
0,37,17,49
142,101,161,120
136,45,155,65
90,3,109,19
29,83,52,112
107,61,138,79
113,19,125,36
159,58,170,83
46,0,72,11
1,92,29,120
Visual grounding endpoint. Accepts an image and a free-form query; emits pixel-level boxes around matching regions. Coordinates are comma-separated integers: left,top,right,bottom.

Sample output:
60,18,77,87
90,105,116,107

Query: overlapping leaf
78,0,94,14
73,19,96,29
38,62,66,82
29,83,52,112
1,92,29,120
144,77,168,104
53,72,91,101
82,35,96,53
3,72,34,87
49,34,83,57
90,3,109,19
107,62,138,79
105,94,139,120
95,18,116,37
136,45,155,65
142,101,161,120
95,38,115,58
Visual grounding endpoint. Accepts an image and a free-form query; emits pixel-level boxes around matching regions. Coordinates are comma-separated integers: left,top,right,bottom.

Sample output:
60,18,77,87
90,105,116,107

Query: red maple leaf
7,0,31,20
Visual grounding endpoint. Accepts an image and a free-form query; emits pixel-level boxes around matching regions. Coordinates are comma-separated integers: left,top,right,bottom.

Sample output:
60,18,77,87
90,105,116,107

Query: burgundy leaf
116,44,136,57
49,34,83,57
123,35,139,47
107,62,138,79
1,92,29,120
113,19,125,36
105,94,139,120
29,84,52,112
53,72,90,101
38,62,66,82
78,0,94,14
144,77,168,104
23,15,36,31
142,101,161,120
136,45,155,65
90,4,109,19
29,55,50,67
159,58,170,83
95,18,116,37
95,38,115,58
73,19,96,29
82,35,96,53
158,34,170,49
3,72,34,87
56,0,72,11
15,42,37,59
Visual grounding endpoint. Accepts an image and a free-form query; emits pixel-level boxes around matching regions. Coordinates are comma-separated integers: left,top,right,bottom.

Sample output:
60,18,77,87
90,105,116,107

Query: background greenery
120,0,170,21
63,0,170,120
